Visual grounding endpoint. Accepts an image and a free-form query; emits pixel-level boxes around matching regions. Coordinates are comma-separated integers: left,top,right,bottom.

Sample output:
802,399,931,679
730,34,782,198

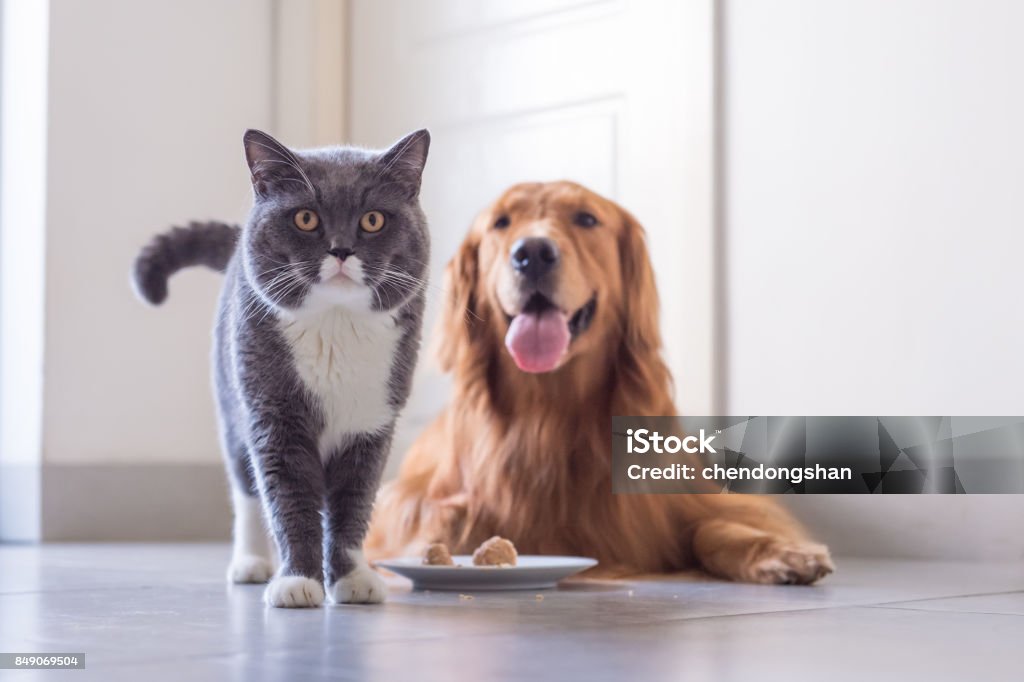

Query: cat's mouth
503,293,597,373
318,256,363,288
324,269,356,285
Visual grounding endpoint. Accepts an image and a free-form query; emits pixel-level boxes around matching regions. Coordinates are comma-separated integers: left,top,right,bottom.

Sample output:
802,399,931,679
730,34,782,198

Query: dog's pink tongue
505,309,570,373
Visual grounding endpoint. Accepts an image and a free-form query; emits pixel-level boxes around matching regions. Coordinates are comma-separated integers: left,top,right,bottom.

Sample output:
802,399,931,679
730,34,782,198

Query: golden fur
368,181,833,584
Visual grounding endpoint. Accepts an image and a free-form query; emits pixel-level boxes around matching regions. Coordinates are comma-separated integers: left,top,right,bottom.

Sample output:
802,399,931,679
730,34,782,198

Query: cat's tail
132,221,239,305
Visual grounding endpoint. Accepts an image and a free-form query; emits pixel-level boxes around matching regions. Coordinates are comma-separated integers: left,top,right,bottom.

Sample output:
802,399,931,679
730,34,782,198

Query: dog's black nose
510,237,560,280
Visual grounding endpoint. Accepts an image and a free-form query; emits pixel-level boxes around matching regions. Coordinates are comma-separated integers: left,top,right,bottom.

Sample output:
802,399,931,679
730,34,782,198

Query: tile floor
0,544,1021,681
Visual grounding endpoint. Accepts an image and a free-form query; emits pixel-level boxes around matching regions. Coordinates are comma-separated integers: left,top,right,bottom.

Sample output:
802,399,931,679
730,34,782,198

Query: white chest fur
279,307,401,459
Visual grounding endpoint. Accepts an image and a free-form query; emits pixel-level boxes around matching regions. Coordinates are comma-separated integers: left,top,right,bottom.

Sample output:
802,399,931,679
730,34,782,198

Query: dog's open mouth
504,292,597,373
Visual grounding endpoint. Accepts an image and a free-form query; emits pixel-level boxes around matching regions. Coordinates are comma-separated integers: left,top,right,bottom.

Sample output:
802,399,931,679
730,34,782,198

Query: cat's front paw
328,564,387,604
227,554,274,584
264,575,325,608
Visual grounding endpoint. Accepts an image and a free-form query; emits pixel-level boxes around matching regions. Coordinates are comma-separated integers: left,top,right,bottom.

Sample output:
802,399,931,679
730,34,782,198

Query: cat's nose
328,247,354,261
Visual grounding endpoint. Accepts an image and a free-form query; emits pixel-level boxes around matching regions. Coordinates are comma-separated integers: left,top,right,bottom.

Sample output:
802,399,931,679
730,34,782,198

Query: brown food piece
422,542,455,566
472,536,518,567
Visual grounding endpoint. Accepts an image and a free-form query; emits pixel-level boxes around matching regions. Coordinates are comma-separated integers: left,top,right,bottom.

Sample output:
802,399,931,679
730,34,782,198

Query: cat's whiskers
240,271,290,320
373,277,403,310
262,258,323,314
261,254,298,267
365,270,424,312
255,283,301,326
369,281,387,311
257,257,321,281
362,268,421,296
259,262,302,277
239,265,309,325
360,263,431,291
361,263,482,323
261,268,306,302
252,277,304,326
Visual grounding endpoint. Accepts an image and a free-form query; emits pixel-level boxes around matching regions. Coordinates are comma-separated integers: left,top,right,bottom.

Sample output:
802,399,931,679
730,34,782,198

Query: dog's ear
437,225,484,374
615,207,674,406
618,207,662,355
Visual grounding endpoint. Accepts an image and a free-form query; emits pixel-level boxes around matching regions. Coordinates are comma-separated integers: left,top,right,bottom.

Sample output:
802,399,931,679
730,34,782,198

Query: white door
347,0,715,468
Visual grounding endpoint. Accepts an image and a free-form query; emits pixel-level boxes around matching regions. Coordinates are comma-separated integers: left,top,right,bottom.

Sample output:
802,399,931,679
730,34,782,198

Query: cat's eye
573,211,598,228
360,210,385,233
493,215,510,229
293,209,320,232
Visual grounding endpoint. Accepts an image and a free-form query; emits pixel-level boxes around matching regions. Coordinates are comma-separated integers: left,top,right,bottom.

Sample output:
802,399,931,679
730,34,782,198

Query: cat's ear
243,129,313,198
377,129,430,196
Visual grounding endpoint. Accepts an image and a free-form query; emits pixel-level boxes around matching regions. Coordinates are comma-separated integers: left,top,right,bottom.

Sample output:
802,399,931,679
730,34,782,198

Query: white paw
264,575,325,608
329,565,387,604
227,554,274,584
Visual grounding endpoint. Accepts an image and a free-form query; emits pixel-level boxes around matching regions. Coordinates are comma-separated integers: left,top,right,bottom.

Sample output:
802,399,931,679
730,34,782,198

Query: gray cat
132,129,430,607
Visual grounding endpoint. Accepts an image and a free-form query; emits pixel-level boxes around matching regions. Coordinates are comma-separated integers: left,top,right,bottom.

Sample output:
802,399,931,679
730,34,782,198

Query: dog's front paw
328,564,387,604
264,575,325,608
747,541,834,585
227,554,274,584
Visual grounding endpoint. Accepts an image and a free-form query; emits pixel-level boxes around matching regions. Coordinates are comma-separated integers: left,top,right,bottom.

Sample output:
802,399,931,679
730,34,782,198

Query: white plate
376,555,598,591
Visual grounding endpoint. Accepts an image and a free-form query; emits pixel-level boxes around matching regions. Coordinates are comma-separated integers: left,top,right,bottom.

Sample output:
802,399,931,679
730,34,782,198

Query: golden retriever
367,181,833,584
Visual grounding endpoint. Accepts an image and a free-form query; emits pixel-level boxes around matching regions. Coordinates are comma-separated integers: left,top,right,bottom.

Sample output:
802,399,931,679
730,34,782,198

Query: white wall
0,0,48,540
0,0,354,540
723,0,1024,558
43,0,274,466
0,0,356,540
0,0,281,540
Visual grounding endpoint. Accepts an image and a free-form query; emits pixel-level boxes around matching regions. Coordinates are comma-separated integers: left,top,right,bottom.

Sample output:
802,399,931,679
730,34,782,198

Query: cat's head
240,128,430,316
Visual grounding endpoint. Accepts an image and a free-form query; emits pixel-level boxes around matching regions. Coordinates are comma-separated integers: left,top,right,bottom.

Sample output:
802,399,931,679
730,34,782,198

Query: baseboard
783,495,1024,561
39,463,231,541
10,463,1024,558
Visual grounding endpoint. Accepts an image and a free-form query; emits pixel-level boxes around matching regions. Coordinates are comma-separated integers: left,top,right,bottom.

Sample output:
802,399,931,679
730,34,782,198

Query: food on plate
472,536,518,567
422,542,455,566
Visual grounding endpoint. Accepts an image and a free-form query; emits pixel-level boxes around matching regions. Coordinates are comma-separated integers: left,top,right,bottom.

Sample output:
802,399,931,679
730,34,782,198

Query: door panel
348,0,714,471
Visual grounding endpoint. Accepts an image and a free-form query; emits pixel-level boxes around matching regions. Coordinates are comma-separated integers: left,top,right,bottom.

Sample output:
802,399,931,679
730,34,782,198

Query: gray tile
80,607,1024,682
328,607,1022,682
0,543,227,595
876,591,1024,616
1,544,1023,681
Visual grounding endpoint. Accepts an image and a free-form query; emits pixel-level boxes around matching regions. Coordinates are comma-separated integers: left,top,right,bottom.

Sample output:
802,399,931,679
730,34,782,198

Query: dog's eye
573,212,598,228
493,215,510,230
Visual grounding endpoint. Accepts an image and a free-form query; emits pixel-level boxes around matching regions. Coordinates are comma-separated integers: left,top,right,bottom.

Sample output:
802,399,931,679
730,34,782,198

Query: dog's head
439,181,661,378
